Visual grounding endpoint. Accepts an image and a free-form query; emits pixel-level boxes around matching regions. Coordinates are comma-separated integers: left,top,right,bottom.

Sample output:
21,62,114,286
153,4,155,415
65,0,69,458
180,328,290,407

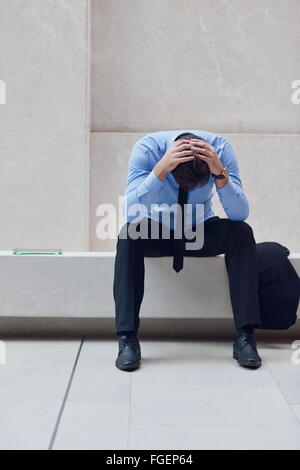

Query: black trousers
113,216,261,334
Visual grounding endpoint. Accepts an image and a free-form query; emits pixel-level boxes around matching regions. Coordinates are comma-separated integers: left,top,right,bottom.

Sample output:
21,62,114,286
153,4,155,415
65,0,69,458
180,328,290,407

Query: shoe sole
115,360,140,371
233,351,261,369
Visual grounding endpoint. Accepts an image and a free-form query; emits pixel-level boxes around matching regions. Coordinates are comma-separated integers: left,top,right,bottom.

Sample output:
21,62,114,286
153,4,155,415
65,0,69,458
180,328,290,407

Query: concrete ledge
0,252,299,320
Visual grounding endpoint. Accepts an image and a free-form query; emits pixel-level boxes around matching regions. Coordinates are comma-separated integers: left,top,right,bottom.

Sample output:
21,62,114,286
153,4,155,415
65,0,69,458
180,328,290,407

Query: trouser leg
224,222,261,329
113,222,144,335
186,217,261,329
113,217,173,335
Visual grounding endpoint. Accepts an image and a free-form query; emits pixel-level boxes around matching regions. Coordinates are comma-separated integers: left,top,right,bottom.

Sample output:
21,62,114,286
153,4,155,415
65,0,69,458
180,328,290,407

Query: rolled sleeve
216,141,249,221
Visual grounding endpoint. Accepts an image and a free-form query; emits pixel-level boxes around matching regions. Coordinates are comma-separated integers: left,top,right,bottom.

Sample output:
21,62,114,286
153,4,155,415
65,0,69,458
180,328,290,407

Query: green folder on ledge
12,249,63,255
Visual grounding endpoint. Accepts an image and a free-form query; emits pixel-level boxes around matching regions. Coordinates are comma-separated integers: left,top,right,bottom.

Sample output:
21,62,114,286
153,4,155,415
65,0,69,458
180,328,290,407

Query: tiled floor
0,338,299,450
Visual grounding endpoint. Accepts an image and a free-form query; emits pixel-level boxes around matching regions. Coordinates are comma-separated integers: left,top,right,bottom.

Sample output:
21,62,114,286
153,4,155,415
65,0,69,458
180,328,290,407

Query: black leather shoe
115,335,141,371
233,332,262,369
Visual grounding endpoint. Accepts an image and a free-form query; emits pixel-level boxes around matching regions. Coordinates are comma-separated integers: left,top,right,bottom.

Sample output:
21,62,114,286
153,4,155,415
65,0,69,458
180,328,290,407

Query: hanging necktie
173,186,188,273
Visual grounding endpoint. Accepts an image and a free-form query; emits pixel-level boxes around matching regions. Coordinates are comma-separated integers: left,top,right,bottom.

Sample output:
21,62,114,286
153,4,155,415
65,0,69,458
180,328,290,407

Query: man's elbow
122,195,148,223
228,203,249,222
229,213,248,223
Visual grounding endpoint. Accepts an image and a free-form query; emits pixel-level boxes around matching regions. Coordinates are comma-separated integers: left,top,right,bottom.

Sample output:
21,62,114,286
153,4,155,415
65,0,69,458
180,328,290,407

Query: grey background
0,0,299,251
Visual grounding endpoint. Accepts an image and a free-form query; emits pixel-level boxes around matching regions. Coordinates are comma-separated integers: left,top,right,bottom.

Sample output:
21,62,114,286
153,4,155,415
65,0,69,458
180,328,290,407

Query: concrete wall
90,133,300,252
91,0,300,252
91,0,300,134
0,0,90,250
0,1,299,252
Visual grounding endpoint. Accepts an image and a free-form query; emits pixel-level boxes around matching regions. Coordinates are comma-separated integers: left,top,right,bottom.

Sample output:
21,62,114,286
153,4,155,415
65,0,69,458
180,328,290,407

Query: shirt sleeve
122,141,164,222
216,140,249,221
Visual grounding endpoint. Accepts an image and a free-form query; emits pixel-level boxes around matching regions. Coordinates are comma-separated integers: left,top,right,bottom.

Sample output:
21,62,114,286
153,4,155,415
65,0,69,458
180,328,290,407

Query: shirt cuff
216,178,237,197
142,169,164,192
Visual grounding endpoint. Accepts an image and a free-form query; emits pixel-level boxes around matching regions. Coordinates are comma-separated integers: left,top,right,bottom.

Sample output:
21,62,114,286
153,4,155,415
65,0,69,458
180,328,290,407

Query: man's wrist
215,175,229,189
212,166,224,177
153,161,168,182
213,165,229,188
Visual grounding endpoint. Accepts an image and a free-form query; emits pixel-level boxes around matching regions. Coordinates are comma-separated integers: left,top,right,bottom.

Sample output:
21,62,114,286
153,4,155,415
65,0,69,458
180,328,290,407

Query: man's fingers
175,141,192,150
192,147,212,157
190,140,214,152
175,139,191,145
176,150,194,157
176,156,195,162
196,154,210,162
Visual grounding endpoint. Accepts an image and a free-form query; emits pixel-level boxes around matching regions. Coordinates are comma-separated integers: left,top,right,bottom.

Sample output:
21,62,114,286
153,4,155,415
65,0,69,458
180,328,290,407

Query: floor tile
0,339,298,450
53,402,129,450
130,384,297,426
260,342,300,404
0,339,80,449
128,424,300,450
291,405,300,424
53,340,130,449
0,366,75,403
0,402,59,450
1,339,80,369
57,340,131,403
132,340,275,388
130,341,298,427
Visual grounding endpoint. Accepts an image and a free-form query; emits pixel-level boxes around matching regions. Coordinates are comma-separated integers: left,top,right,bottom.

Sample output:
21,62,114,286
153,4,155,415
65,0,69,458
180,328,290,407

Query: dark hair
171,132,211,190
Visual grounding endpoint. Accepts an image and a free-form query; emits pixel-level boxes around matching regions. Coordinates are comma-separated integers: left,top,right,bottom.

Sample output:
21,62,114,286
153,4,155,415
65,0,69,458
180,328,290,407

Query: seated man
113,129,262,371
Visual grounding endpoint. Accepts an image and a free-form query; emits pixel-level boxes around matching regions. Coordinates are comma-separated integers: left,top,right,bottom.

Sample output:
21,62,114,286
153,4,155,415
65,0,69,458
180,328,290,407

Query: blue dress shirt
122,129,249,230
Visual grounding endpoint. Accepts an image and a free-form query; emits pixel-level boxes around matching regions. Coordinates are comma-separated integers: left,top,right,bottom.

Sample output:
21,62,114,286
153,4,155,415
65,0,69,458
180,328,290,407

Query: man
113,129,262,371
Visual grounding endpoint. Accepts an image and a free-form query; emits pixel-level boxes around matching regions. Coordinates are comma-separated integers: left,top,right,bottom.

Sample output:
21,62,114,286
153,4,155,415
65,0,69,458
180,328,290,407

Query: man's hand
189,139,223,175
189,139,229,188
153,139,195,182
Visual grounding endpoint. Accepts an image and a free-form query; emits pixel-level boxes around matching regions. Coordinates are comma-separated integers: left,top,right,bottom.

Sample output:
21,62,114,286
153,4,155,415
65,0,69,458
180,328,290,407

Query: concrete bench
0,251,299,321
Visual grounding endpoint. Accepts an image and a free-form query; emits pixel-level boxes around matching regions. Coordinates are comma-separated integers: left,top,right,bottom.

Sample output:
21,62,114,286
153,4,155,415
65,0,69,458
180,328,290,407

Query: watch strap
214,166,228,179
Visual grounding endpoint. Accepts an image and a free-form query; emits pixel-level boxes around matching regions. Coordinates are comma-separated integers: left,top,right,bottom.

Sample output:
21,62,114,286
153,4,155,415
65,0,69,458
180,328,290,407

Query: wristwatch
213,166,229,179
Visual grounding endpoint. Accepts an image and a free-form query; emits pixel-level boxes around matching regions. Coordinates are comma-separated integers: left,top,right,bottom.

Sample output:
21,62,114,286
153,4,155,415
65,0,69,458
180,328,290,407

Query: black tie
173,186,188,273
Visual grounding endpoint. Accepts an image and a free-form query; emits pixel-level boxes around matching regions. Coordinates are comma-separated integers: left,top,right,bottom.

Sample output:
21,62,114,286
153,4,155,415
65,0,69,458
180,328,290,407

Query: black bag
256,242,300,330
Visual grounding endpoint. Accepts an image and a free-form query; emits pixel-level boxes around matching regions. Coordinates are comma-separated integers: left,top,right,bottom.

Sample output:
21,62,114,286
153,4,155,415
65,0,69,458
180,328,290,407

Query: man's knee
228,220,254,239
